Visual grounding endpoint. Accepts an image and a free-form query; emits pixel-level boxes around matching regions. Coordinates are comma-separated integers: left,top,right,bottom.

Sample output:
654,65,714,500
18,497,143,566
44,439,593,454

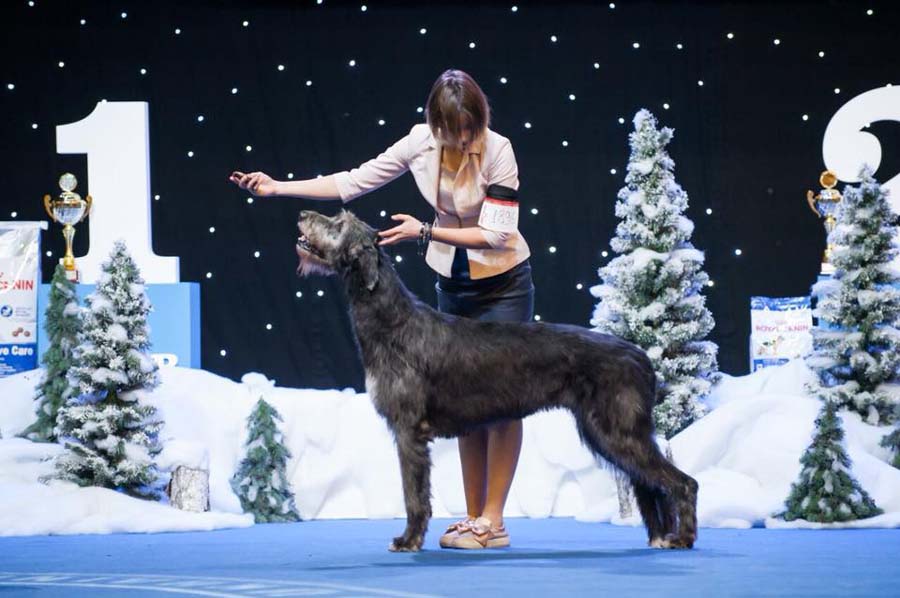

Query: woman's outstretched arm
229,171,341,201
274,175,342,200
230,126,412,202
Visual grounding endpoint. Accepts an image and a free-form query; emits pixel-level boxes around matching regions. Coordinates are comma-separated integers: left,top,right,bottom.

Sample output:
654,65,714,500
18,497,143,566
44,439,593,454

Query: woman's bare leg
481,419,523,527
458,427,489,518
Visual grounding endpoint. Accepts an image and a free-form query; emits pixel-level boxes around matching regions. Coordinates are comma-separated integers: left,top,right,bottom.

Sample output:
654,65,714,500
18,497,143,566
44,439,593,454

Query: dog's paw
388,536,422,552
648,537,668,549
655,533,694,549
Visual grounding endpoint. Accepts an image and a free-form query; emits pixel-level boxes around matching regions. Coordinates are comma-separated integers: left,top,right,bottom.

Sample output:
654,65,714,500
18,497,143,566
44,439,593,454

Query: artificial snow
1,357,899,536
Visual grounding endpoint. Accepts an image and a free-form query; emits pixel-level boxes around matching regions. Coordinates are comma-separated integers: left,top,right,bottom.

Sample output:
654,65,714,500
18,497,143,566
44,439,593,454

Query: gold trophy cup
806,170,842,275
43,173,92,282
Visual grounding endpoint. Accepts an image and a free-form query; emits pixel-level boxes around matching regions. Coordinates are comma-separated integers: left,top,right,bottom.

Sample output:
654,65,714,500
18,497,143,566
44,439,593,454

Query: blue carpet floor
0,518,898,597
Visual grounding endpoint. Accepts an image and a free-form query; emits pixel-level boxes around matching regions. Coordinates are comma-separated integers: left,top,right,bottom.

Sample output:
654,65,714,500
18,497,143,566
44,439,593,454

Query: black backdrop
3,0,899,390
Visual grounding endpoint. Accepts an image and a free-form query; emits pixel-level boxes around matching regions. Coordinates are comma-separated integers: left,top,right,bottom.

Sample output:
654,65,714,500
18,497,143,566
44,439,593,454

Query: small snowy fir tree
591,109,720,438
231,398,301,523
780,401,881,522
20,265,81,442
52,240,163,499
806,166,900,425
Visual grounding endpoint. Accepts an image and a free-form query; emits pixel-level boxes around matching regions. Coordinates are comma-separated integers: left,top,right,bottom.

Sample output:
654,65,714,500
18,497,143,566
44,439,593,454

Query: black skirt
435,248,535,323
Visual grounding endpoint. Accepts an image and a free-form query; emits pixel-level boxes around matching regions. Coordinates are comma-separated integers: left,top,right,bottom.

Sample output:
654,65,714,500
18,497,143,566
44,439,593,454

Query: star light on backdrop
4,0,896,387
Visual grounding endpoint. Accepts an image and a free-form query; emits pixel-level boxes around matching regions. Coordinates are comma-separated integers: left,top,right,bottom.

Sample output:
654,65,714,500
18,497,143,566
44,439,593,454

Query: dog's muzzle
296,234,322,258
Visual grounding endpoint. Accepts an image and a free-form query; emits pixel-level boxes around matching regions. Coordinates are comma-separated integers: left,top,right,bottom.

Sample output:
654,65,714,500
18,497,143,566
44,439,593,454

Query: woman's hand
229,170,279,197
378,214,422,246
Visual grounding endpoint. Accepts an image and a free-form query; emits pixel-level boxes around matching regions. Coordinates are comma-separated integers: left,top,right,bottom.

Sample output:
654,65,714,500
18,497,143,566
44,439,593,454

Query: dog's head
296,209,381,291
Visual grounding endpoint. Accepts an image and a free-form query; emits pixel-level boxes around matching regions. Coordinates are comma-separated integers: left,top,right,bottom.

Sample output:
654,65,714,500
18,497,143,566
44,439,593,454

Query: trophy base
59,259,79,283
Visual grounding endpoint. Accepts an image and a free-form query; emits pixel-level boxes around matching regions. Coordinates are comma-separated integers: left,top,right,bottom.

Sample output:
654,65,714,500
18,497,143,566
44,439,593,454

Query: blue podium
36,283,201,368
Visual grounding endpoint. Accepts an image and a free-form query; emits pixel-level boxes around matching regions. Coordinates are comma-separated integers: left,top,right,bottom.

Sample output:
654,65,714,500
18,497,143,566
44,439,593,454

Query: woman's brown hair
425,69,491,148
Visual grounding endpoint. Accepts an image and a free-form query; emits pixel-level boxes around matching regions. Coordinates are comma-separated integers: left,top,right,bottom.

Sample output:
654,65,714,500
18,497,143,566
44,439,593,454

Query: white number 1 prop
56,101,179,283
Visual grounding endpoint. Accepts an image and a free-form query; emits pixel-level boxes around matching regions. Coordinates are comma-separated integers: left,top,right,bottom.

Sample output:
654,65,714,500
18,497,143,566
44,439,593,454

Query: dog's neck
343,251,423,358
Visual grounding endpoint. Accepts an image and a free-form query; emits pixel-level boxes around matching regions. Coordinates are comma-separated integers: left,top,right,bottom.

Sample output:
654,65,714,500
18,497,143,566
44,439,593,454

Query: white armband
478,193,519,234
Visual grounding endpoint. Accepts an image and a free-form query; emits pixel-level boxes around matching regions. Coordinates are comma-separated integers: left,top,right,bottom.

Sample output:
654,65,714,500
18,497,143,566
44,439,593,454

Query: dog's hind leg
612,436,697,548
573,401,698,549
388,430,432,552
631,482,666,546
653,486,678,544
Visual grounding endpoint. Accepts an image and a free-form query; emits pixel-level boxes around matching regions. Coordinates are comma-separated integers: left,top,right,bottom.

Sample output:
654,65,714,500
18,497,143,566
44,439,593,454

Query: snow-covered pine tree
591,109,720,438
231,398,301,523
52,240,163,499
780,400,881,522
20,264,81,443
806,166,900,425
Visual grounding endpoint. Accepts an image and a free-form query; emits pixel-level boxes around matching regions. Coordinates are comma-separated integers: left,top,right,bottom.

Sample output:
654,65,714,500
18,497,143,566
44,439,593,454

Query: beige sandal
439,517,476,548
450,517,510,549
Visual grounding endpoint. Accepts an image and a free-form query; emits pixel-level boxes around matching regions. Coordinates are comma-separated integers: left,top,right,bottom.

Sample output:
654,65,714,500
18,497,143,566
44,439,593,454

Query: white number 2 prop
56,101,180,284
822,86,900,212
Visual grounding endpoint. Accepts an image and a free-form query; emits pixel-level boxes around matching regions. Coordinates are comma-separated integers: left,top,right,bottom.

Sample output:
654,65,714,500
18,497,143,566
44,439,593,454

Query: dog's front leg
388,430,432,552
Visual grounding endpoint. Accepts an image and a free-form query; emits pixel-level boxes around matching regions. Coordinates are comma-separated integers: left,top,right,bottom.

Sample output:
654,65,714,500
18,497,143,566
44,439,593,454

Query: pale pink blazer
333,123,531,279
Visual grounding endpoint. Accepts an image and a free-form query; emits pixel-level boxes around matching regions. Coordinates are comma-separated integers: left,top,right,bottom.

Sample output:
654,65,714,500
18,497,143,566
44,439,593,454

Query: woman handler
229,69,534,549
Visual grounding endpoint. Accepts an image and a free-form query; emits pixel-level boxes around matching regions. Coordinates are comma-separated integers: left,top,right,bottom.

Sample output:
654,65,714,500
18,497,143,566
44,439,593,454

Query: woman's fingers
230,171,270,194
378,234,401,246
378,225,403,237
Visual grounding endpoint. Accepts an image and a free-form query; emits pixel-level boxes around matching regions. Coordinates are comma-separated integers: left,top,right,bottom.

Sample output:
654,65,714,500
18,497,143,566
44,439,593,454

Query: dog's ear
355,244,380,292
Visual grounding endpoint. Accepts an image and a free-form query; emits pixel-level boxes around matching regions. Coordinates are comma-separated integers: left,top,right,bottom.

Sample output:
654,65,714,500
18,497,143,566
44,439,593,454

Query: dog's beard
295,242,334,276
